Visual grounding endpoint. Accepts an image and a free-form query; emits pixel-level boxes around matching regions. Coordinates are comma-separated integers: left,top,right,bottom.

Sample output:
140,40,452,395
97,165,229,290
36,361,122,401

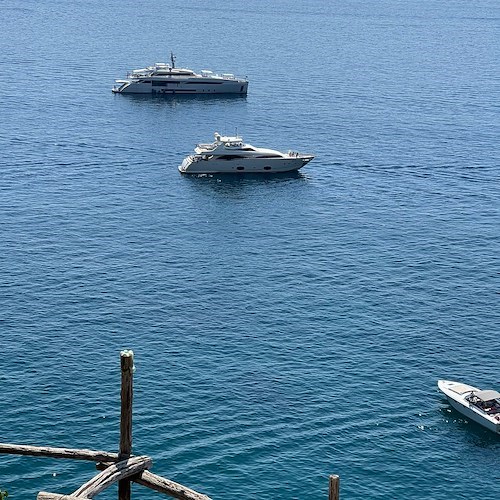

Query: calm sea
1,0,499,498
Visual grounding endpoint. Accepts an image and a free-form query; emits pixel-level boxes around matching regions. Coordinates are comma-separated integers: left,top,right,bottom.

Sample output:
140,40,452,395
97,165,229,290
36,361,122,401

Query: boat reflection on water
113,92,247,109
179,169,310,199
181,169,308,182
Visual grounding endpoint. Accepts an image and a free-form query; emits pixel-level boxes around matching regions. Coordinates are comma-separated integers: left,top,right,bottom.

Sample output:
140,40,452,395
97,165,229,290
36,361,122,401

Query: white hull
113,55,248,95
438,380,500,434
113,78,248,95
178,155,312,174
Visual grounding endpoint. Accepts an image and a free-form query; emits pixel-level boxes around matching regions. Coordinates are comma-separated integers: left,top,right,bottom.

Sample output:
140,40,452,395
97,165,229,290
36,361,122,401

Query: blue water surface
1,0,499,499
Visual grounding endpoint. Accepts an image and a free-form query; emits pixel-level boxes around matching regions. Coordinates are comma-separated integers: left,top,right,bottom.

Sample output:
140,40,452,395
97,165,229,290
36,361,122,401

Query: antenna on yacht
170,51,176,68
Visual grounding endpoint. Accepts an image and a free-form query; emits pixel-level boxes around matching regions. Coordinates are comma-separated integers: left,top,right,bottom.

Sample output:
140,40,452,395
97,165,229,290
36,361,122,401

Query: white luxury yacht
178,132,314,174
112,53,248,95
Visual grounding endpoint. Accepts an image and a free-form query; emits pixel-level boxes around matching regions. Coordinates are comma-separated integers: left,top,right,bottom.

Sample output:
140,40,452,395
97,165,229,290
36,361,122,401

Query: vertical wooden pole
328,475,340,500
119,350,134,500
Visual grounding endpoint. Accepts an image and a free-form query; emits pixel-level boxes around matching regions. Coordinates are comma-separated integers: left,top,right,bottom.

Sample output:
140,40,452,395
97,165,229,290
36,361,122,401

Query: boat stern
112,80,132,93
178,155,198,173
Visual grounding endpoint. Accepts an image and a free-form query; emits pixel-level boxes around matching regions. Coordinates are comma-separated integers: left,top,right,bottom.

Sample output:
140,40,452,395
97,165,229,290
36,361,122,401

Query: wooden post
328,475,340,500
119,350,134,500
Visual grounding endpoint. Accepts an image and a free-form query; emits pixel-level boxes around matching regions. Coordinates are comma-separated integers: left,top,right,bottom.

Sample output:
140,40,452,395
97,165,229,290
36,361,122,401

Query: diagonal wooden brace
73,455,152,498
96,463,213,500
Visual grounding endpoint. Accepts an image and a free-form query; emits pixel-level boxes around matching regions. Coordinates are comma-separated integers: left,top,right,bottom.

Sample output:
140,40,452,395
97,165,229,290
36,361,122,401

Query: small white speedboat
178,132,314,174
438,380,500,434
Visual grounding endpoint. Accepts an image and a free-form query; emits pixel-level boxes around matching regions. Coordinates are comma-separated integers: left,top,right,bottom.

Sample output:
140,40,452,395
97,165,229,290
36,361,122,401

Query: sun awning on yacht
474,390,500,401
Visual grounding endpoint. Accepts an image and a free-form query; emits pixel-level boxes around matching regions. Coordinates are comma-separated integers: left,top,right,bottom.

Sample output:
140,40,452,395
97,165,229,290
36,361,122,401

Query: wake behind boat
178,132,314,174
438,379,500,434
112,52,248,95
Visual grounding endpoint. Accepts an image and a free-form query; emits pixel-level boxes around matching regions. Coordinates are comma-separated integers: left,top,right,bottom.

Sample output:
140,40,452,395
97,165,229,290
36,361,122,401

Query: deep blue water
1,0,499,498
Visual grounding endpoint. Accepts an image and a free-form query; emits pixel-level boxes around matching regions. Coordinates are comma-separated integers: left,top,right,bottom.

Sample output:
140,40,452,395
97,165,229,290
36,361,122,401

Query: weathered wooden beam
38,493,89,500
328,474,340,500
97,464,212,500
72,456,151,499
0,443,118,462
135,470,213,500
118,350,134,500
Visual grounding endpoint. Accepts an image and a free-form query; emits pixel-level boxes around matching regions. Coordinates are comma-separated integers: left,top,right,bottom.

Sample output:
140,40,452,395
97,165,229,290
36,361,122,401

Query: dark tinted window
218,155,242,160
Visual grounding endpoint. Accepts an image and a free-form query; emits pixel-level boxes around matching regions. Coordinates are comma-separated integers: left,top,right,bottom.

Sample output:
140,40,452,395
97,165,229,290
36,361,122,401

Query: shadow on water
113,92,247,109
438,406,500,447
180,170,310,196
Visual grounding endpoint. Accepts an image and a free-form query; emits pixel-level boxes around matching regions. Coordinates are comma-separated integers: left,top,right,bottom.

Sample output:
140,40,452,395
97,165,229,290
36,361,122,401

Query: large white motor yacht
438,379,500,434
112,53,248,95
178,132,314,174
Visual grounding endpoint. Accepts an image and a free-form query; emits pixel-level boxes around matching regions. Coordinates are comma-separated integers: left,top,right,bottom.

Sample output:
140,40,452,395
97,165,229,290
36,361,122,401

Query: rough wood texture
0,443,118,462
119,351,134,459
135,470,213,500
328,474,340,500
9,351,214,500
71,456,151,498
119,350,134,500
38,494,90,500
96,463,212,500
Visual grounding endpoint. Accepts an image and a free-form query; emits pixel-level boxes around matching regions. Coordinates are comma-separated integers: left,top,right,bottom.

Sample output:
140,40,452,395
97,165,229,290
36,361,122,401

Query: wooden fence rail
0,351,340,499
38,494,89,500
96,463,212,500
74,456,151,498
0,443,118,463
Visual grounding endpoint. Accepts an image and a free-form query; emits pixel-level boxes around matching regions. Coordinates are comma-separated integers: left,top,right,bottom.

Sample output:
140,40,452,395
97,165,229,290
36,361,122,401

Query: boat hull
438,380,500,434
178,156,313,174
113,79,248,95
